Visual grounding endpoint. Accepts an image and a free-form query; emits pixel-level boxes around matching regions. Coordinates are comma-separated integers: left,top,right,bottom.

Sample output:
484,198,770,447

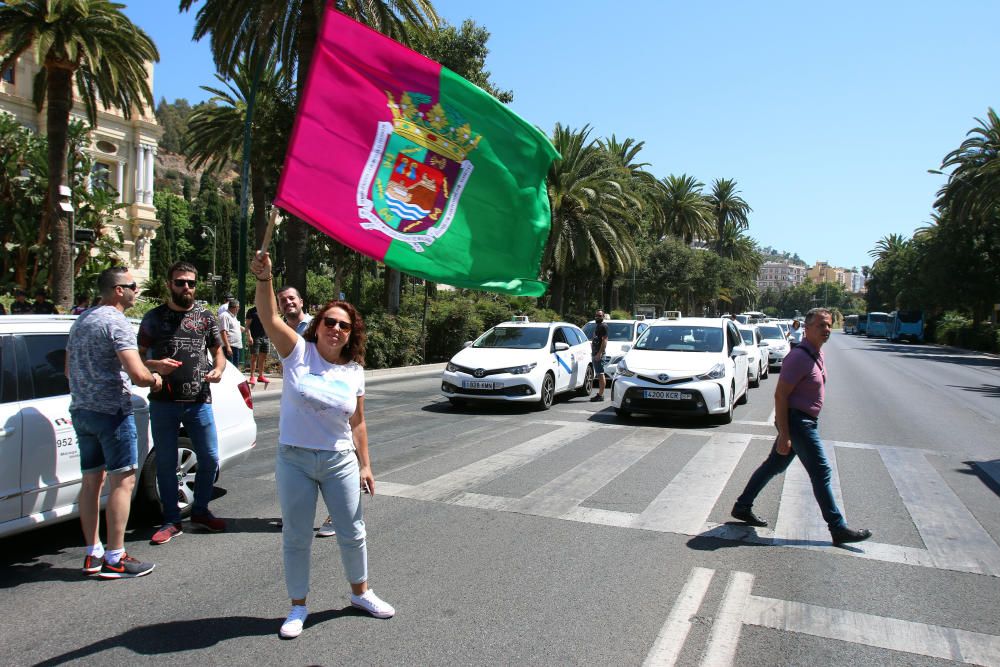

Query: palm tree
0,0,158,308
706,178,751,254
185,54,293,249
657,174,713,244
868,233,909,265
935,107,1000,225
179,0,440,300
544,124,639,313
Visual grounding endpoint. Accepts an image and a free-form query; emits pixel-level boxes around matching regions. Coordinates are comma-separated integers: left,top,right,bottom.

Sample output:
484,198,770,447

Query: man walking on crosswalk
731,307,872,545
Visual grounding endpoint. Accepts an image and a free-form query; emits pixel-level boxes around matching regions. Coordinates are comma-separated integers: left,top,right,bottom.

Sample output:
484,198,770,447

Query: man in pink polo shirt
730,308,872,545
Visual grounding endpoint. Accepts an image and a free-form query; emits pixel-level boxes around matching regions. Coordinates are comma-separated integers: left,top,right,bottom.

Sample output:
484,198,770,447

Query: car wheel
614,407,631,419
139,443,197,520
761,363,768,380
576,364,595,396
536,373,555,410
448,397,466,408
736,382,749,405
715,388,735,424
749,366,760,388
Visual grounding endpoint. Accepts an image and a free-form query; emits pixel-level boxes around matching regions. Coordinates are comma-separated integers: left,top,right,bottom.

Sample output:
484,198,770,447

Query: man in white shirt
219,299,245,368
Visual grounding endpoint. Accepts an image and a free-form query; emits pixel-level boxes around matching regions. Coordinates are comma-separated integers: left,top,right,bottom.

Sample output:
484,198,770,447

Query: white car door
15,334,82,518
0,336,23,524
727,323,749,396
551,327,573,393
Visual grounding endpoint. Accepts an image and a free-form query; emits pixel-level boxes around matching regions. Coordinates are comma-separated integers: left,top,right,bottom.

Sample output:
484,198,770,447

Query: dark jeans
735,408,846,531
149,401,219,524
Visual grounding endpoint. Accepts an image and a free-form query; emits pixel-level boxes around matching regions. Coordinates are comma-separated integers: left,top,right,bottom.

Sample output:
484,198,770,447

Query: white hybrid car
611,317,749,423
441,318,593,410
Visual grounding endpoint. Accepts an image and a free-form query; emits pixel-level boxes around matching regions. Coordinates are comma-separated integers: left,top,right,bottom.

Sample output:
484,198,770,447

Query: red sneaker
257,375,270,384
82,554,103,575
190,512,226,532
151,523,183,545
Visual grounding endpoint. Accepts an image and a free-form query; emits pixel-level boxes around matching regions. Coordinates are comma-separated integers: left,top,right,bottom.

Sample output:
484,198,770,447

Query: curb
249,363,446,403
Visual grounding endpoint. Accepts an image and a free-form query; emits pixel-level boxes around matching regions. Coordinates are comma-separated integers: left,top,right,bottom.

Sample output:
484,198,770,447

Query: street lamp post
201,226,217,303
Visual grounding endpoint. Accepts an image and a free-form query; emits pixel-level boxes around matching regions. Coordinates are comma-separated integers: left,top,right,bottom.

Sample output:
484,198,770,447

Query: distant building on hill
0,53,161,286
756,260,807,292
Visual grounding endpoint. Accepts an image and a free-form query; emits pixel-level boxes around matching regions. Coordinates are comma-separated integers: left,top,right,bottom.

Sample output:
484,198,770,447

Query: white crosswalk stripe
377,421,1000,576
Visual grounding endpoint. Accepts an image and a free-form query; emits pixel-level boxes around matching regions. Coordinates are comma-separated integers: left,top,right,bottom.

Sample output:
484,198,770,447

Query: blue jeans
71,408,138,474
275,445,368,600
149,401,220,524
735,408,846,531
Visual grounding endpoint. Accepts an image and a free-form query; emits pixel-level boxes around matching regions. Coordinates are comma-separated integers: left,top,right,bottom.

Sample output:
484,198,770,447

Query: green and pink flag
275,8,559,296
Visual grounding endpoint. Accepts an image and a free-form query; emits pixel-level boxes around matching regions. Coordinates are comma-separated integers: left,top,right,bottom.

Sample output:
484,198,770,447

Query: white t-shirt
278,336,364,451
789,328,803,344
219,310,242,348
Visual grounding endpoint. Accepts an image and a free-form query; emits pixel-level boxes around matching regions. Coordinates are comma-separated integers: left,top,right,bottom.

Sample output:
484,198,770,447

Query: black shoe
731,505,768,527
830,526,872,544
590,394,605,402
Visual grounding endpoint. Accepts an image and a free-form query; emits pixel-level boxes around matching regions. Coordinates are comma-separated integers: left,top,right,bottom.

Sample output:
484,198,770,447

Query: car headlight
446,362,458,372
505,362,537,375
616,358,635,377
696,362,727,380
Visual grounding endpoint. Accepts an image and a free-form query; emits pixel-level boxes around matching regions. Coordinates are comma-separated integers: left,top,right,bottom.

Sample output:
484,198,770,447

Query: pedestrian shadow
960,460,1000,498
32,608,360,665
223,517,283,533
686,524,866,553
948,384,1000,398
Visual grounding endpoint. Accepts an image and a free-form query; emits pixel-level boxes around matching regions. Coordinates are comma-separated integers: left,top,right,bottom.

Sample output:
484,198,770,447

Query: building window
1,66,13,84
92,162,111,191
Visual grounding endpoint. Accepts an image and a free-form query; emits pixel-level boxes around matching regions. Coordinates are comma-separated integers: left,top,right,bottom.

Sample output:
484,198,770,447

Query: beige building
756,260,807,291
0,53,161,285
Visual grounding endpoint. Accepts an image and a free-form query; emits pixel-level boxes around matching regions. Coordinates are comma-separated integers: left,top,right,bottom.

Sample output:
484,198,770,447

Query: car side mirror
759,341,768,347
463,341,473,348
554,342,570,351
731,348,747,357
621,344,631,353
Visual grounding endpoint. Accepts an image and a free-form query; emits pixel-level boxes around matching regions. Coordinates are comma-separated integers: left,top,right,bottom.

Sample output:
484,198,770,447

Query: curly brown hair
303,300,366,366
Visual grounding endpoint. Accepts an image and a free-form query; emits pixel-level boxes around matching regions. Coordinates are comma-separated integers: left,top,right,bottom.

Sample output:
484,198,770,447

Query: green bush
363,312,422,369
934,311,971,346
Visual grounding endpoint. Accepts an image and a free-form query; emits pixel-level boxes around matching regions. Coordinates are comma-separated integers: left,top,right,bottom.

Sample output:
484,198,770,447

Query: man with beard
139,261,229,545
276,285,312,335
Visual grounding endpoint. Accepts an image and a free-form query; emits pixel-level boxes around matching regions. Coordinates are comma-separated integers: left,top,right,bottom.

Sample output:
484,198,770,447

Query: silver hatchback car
0,315,257,538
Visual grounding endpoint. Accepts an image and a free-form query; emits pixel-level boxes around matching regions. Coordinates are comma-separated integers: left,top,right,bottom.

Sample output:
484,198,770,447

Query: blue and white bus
843,314,859,334
865,312,891,338
888,310,924,343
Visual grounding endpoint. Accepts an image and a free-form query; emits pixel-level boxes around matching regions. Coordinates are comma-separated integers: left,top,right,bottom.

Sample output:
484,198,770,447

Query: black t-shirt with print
138,304,223,403
591,321,608,355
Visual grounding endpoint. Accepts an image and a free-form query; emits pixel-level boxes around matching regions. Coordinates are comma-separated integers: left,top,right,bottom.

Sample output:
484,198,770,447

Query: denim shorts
71,408,138,475
593,355,605,375
250,337,270,354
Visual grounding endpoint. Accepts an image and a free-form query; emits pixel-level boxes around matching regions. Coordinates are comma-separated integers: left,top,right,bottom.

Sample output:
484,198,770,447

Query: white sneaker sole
351,601,395,619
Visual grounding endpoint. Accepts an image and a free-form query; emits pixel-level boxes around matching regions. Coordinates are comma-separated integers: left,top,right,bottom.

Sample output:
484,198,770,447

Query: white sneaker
317,517,336,537
279,605,308,638
350,589,395,619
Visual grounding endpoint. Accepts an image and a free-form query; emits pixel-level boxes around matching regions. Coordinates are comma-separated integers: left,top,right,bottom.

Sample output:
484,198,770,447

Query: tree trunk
45,64,74,310
549,273,565,314
384,266,400,315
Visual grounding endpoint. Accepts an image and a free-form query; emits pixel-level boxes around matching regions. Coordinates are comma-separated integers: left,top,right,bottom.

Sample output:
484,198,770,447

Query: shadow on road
32,608,363,664
960,460,1000,498
858,342,1000,369
686,524,867,554
948,384,1000,398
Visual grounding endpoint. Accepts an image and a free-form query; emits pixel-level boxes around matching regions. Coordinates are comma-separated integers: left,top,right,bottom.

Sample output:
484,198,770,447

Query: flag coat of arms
275,8,560,296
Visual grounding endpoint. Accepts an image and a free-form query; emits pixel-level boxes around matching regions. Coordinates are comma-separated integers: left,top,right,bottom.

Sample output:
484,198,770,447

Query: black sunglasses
172,279,197,288
116,282,138,291
322,316,352,331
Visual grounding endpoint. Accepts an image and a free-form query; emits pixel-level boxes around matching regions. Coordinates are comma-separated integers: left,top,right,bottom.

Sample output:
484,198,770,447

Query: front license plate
463,380,498,390
644,390,687,400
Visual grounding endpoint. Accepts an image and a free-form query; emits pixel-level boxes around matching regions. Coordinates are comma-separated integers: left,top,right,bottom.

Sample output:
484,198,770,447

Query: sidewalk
246,362,446,402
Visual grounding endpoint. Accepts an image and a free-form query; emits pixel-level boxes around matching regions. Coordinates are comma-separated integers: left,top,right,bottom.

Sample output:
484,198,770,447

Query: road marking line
744,593,1000,665
881,446,1000,575
642,567,715,667
773,440,843,542
508,430,669,518
401,422,603,502
633,433,751,534
701,571,754,666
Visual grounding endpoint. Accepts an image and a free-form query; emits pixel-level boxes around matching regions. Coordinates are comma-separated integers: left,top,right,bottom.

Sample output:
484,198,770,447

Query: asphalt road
3,332,1000,666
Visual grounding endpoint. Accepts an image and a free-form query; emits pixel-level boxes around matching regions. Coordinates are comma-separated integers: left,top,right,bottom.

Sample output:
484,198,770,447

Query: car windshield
474,326,549,349
635,325,724,352
739,329,755,345
758,325,783,340
582,321,633,341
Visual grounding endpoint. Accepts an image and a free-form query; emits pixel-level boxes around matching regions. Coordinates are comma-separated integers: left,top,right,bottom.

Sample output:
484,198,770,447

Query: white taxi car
737,323,769,387
0,315,257,538
756,322,790,370
611,317,749,423
581,318,650,378
441,318,593,410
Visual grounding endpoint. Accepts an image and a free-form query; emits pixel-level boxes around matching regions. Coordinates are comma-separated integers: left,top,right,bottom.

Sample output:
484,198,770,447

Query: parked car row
442,315,784,425
0,316,257,539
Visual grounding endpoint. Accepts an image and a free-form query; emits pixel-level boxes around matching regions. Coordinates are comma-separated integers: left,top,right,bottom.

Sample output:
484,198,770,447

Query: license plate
463,380,498,390
643,390,688,400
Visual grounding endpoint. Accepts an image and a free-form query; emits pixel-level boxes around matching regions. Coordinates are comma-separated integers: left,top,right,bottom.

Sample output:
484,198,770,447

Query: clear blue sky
123,1,1000,272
